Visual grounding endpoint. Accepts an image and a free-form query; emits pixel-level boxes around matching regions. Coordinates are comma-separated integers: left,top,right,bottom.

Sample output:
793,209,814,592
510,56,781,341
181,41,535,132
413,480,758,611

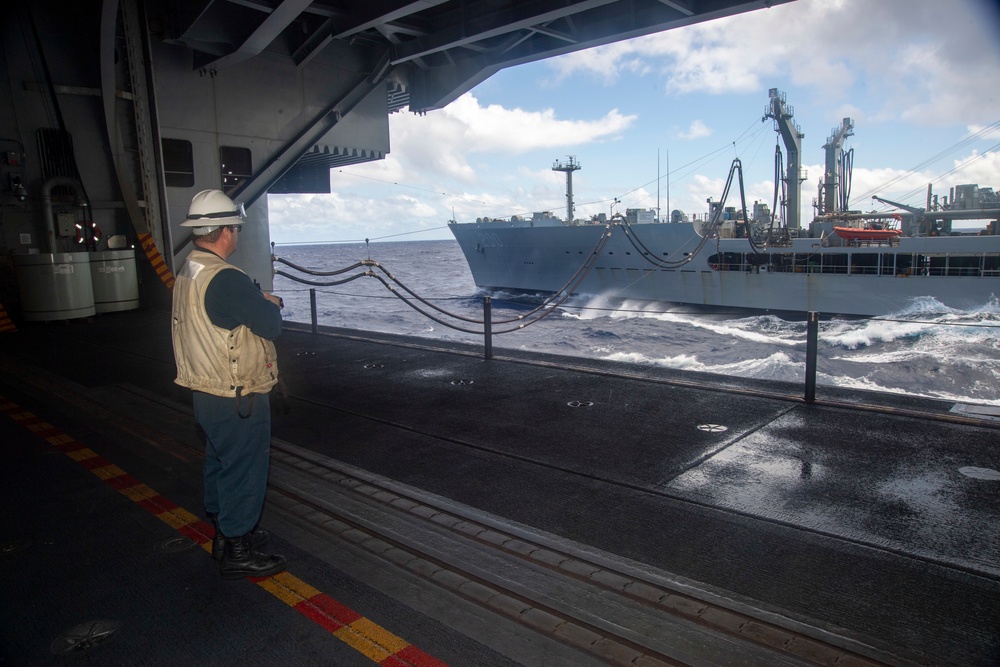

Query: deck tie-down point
697,423,728,432
51,620,122,655
159,536,198,553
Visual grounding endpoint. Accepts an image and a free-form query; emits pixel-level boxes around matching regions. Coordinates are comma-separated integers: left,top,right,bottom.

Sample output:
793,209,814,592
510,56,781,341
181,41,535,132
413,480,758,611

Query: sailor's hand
263,292,284,308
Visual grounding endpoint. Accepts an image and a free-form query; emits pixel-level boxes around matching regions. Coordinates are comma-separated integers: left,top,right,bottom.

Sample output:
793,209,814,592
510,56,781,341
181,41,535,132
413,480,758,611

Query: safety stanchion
805,311,818,403
309,288,318,334
483,296,493,360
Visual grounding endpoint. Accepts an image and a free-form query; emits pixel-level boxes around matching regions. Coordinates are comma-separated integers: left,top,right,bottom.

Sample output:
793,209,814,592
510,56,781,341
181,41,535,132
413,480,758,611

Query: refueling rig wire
743,145,784,255
618,157,752,269
271,224,614,335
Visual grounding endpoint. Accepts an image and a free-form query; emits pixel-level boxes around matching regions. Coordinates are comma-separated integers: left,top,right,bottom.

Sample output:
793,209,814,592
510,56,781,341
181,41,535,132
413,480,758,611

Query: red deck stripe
104,473,143,490
294,599,352,633
177,523,213,545
79,456,114,470
1,393,449,666
389,644,452,667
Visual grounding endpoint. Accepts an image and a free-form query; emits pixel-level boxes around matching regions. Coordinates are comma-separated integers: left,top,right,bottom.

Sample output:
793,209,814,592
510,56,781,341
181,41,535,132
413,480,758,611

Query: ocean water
271,239,1000,406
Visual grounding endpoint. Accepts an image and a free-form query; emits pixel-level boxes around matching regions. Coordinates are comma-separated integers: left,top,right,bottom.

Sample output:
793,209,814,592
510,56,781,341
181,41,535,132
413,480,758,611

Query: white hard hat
181,189,246,235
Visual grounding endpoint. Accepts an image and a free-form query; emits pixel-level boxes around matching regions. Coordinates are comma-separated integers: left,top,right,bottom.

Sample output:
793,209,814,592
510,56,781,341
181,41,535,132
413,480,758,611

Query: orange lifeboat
833,226,902,242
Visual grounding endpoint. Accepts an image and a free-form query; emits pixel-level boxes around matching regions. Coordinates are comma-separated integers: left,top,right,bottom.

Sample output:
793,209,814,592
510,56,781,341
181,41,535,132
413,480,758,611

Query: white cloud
545,0,1000,126
676,120,713,141
966,123,1000,141
436,93,636,154
341,92,636,188
546,41,649,84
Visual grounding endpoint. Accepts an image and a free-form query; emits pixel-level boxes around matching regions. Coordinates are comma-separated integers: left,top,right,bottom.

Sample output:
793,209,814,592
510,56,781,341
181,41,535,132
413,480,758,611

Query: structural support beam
391,0,616,64
657,0,695,17
334,1,450,40
197,0,314,70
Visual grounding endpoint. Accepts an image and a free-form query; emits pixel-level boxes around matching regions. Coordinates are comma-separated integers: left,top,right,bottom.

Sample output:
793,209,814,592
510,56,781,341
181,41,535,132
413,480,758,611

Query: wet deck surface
2,307,999,666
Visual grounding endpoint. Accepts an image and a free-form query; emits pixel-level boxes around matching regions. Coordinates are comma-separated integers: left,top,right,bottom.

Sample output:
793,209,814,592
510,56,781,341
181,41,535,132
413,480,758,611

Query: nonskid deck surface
1,308,998,666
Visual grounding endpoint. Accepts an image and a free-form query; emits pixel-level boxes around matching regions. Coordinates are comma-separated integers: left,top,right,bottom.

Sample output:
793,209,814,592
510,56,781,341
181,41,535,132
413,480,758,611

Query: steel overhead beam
334,1,450,39
657,0,694,16
376,21,431,39
292,16,336,66
197,0,314,70
391,0,616,64
529,24,579,45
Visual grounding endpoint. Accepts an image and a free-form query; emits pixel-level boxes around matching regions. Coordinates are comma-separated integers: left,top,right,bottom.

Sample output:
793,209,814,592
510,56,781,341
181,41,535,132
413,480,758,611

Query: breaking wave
274,241,1000,406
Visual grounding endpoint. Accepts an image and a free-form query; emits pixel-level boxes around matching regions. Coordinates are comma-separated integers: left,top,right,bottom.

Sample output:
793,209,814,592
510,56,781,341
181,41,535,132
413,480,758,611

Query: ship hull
449,221,1000,317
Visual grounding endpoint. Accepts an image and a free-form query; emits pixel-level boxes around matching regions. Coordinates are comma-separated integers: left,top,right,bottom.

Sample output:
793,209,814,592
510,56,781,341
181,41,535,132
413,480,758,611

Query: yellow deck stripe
1,392,447,666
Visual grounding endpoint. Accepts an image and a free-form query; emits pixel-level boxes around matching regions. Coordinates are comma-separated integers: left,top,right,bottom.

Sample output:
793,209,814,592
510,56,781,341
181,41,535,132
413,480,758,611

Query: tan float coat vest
172,250,278,397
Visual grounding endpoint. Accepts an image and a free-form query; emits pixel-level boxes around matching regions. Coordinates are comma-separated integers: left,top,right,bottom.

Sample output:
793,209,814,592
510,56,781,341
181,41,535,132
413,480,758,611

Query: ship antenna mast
552,156,582,224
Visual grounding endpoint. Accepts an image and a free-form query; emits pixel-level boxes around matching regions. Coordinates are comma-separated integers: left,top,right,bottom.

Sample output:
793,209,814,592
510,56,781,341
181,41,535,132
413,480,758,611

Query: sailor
171,189,286,579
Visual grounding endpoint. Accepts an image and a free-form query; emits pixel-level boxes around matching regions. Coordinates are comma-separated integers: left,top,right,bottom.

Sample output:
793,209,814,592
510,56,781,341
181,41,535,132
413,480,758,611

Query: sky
267,0,1000,245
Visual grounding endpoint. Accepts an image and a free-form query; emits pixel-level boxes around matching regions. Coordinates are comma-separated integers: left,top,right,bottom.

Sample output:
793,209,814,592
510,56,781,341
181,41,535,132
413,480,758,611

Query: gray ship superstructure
450,91,1000,317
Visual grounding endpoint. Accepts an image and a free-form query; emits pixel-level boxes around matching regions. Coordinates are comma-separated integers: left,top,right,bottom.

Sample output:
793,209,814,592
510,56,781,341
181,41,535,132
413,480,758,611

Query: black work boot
220,535,287,579
207,513,269,561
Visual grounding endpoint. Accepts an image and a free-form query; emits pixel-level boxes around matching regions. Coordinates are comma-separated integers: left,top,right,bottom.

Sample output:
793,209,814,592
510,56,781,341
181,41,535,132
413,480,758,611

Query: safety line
0,394,448,667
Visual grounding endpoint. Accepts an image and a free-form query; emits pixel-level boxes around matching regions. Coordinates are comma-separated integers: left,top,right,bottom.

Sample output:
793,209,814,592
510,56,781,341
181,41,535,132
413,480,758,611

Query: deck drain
697,423,728,432
959,466,1000,480
364,363,384,369
450,379,473,385
159,536,197,553
51,619,121,655
567,400,593,408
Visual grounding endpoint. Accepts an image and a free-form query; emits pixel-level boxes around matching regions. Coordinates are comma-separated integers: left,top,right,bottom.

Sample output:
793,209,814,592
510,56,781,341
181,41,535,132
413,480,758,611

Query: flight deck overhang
152,0,795,114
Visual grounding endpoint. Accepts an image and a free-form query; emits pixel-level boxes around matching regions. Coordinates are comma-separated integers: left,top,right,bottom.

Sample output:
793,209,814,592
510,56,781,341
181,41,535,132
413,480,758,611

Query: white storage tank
14,252,96,321
89,249,139,313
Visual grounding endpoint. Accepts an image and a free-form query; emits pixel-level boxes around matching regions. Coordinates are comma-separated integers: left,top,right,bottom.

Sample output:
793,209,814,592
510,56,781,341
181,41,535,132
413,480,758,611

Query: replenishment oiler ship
449,90,1000,317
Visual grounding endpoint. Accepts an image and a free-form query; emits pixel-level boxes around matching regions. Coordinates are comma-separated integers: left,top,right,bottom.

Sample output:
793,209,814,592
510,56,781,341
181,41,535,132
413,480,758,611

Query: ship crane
763,88,805,230
818,118,854,216
872,194,1000,236
871,194,926,234
871,194,922,216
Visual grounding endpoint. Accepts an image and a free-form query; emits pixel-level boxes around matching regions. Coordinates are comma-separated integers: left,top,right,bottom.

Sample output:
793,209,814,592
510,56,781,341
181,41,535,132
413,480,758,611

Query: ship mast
552,156,581,223
763,89,805,230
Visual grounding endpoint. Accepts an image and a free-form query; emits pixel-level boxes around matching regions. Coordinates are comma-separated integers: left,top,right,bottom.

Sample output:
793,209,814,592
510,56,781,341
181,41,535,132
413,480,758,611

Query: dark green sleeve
204,269,282,340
